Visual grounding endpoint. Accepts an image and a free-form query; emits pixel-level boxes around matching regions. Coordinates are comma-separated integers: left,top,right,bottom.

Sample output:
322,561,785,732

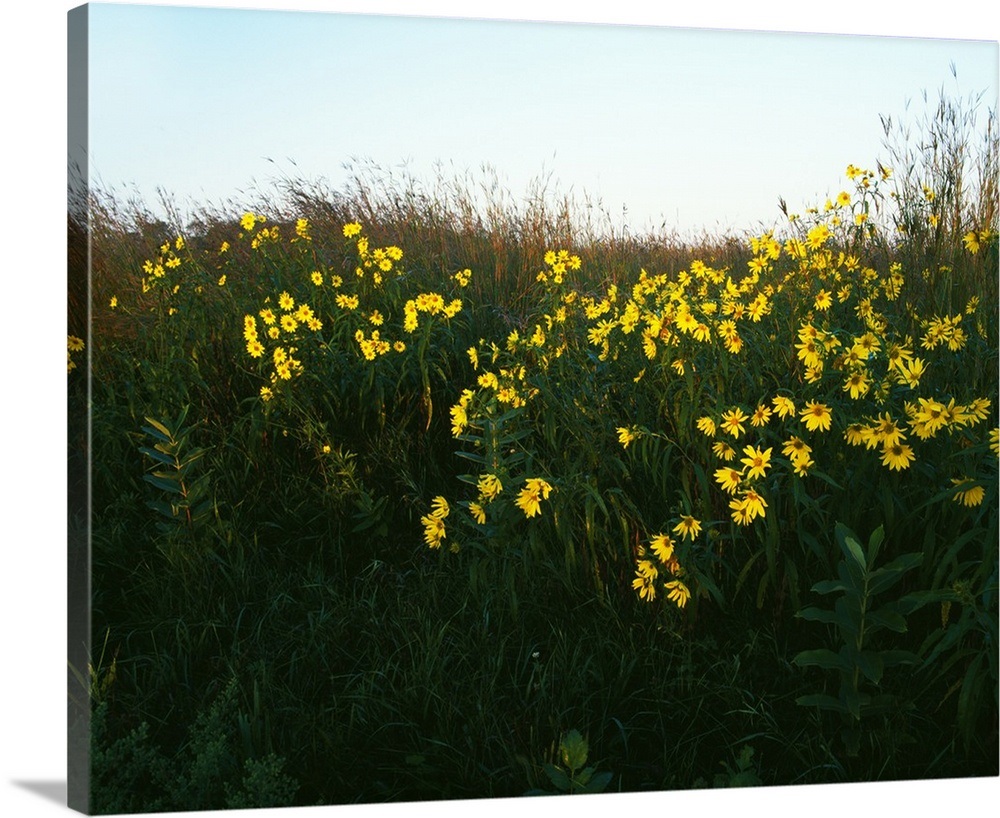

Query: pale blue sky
85,2,998,237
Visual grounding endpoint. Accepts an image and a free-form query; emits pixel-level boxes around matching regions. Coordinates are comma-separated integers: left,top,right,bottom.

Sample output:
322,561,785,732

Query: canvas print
68,2,999,814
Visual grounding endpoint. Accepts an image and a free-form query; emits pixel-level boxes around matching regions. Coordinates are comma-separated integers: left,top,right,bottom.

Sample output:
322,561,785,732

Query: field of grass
68,92,998,812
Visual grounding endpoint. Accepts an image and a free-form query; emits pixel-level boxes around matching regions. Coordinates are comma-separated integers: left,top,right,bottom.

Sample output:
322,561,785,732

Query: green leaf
543,764,571,792
560,730,588,772
582,771,613,793
866,524,885,565
811,579,850,595
856,650,884,683
796,607,839,626
143,474,183,495
841,682,862,720
879,649,920,668
834,596,862,637
843,536,867,573
145,499,179,520
453,450,487,466
867,552,923,596
142,417,173,439
138,446,177,467
795,693,847,713
867,607,908,634
140,425,172,444
792,648,848,671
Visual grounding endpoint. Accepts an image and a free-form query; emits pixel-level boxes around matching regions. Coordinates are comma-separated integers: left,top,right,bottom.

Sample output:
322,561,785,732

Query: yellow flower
800,401,832,433
617,427,638,448
712,441,736,461
673,515,702,542
844,423,867,447
632,566,657,602
730,488,767,525
516,478,554,518
477,473,503,502
649,534,676,565
469,502,486,525
950,478,985,508
740,445,772,481
714,466,742,495
843,370,870,400
278,291,294,311
750,404,772,427
881,442,915,471
246,339,265,358
240,212,257,231
259,386,273,402
720,407,748,439
772,395,796,419
429,496,450,519
421,513,447,549
343,222,362,238
109,296,117,309
665,580,691,609
962,231,981,253
311,270,323,286
696,416,716,437
782,436,812,467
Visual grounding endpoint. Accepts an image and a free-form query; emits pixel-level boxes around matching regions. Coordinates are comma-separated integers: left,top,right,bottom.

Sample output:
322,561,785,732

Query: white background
2,1,998,817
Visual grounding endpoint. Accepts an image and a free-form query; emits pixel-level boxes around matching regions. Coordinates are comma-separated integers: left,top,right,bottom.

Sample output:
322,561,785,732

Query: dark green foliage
80,86,998,811
793,522,926,755
89,682,298,815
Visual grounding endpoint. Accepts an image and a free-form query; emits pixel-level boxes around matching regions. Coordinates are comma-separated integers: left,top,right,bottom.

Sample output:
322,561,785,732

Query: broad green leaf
795,693,847,713
856,650,885,683
792,648,847,671
880,649,920,667
143,474,183,494
145,499,179,519
867,608,908,634
583,771,613,793
841,682,861,720
543,763,571,792
867,553,923,596
560,730,589,772
138,446,177,467
811,579,850,595
834,596,862,637
142,417,173,439
140,424,172,444
796,607,839,626
843,536,867,572
866,525,885,564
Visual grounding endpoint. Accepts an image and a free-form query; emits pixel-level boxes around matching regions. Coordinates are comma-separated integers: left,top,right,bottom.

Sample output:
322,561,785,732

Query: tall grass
71,88,999,813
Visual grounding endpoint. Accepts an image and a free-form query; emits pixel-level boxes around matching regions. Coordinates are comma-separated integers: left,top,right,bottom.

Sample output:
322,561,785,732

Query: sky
1,3,999,818
82,1,999,238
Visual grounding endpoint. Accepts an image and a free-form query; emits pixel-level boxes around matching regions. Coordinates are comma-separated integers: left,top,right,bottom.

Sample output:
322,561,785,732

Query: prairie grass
71,87,999,812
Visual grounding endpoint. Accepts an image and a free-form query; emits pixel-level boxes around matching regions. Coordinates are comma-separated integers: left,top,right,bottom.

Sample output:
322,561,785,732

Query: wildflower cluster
140,235,187,297
238,221,464,403
632,532,691,608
